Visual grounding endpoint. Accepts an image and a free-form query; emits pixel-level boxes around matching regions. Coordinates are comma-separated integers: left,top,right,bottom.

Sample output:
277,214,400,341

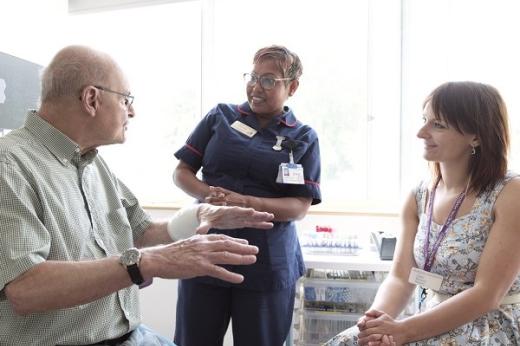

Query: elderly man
0,45,274,346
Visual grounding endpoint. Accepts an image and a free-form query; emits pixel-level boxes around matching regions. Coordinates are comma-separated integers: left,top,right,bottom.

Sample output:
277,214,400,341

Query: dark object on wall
371,231,396,260
0,52,42,130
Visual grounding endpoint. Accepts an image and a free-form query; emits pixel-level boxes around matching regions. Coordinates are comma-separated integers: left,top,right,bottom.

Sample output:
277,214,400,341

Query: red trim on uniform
237,104,253,116
238,104,297,127
185,144,203,157
278,117,297,128
305,180,320,187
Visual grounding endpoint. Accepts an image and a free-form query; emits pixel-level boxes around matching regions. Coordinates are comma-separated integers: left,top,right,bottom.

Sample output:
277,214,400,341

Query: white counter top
303,250,393,272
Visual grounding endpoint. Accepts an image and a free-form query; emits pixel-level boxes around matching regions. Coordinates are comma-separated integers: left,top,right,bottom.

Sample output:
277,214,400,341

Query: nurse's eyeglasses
243,73,291,90
94,85,134,107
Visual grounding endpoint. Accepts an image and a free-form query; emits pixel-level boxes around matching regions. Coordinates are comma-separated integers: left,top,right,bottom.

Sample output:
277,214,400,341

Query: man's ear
79,86,99,117
288,80,299,97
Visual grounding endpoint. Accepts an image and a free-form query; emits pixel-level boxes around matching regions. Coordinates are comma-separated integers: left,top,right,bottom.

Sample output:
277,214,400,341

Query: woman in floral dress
325,81,520,346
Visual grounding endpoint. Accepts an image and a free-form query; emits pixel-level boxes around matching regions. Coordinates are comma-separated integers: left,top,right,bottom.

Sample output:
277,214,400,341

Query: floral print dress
325,173,520,346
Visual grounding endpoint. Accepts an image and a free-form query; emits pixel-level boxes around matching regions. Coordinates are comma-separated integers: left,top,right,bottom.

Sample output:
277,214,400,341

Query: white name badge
276,163,305,185
408,267,443,290
231,121,257,138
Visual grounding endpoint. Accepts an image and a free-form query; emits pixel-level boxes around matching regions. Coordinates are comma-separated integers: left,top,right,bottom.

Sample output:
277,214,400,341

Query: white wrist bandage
167,204,202,241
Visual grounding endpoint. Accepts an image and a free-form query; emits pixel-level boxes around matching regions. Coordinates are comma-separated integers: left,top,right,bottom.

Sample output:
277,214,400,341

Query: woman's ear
288,80,299,97
79,86,99,117
471,136,480,148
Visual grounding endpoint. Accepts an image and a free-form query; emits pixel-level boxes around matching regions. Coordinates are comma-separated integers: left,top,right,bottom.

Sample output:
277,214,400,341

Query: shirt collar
24,110,97,166
237,102,298,128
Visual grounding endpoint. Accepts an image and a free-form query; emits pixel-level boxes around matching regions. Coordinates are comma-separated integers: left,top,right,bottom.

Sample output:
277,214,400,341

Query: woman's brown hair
424,81,510,195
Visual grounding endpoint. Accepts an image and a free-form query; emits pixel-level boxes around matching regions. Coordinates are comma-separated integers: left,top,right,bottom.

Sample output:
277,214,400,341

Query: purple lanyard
423,178,467,272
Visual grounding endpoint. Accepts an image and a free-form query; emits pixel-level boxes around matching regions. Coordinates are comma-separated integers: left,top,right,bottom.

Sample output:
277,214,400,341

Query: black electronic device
371,231,396,260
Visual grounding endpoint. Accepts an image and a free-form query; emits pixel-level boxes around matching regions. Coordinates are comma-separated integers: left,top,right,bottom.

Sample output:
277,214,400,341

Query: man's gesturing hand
141,234,259,283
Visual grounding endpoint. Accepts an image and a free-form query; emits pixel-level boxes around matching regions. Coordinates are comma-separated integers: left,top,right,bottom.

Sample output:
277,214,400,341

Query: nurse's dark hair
424,81,510,195
253,45,303,82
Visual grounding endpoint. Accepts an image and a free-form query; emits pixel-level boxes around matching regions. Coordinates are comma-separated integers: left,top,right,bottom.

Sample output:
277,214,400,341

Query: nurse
173,45,321,346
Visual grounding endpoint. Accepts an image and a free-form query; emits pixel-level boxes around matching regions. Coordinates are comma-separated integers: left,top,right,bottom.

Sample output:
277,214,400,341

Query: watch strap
126,263,145,285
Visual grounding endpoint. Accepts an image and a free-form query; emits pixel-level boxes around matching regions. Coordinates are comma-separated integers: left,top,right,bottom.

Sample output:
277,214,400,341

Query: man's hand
141,234,259,283
196,203,274,234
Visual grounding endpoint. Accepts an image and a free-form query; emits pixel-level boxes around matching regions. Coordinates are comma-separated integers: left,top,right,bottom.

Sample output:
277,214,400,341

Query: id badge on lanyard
408,177,467,309
408,267,443,290
275,139,305,185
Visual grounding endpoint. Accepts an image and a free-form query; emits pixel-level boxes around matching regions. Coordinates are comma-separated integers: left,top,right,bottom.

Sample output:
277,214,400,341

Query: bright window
63,0,403,211
401,0,520,189
65,1,202,205
60,0,520,212
202,0,401,212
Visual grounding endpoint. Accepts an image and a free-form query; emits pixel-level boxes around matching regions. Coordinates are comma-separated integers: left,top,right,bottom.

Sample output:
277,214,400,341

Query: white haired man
0,45,274,346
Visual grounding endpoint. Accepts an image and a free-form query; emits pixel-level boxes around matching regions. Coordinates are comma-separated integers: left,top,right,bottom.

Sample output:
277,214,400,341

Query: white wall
0,1,70,65
139,209,179,340
139,277,178,339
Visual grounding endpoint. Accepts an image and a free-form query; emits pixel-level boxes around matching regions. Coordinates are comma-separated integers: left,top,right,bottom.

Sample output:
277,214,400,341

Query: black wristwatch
120,247,144,285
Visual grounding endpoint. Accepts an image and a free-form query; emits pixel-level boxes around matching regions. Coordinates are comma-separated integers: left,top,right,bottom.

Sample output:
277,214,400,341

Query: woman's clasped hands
356,309,405,346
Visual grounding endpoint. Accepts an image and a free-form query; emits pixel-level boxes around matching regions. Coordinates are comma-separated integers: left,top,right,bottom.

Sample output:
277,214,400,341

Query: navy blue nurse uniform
174,102,321,346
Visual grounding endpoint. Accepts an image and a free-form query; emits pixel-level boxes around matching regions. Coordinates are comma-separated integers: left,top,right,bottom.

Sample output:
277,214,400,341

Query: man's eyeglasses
94,85,134,107
243,73,291,90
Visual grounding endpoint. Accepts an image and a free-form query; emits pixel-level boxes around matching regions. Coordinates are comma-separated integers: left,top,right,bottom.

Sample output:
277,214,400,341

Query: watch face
121,247,144,285
122,248,141,266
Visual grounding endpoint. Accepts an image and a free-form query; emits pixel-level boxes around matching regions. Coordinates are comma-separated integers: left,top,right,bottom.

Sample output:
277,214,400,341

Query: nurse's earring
471,145,476,155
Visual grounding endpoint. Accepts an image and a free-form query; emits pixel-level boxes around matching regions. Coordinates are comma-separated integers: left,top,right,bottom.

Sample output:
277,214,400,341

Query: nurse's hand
197,203,274,234
204,186,227,206
205,186,248,208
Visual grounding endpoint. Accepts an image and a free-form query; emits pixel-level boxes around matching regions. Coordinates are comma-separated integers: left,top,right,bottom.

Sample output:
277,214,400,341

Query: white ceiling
68,0,195,14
